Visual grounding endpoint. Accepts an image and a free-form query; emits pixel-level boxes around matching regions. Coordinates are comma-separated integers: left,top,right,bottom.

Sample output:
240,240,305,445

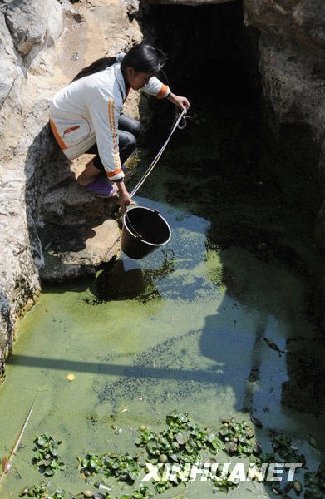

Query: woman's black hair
71,43,167,83
72,56,116,82
121,42,167,76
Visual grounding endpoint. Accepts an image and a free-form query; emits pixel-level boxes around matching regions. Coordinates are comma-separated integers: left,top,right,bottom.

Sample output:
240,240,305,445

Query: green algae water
1,113,325,498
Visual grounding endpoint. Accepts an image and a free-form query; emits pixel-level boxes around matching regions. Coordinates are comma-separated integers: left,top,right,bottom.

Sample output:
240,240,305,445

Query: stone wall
0,0,142,371
244,0,325,249
0,0,64,365
243,0,325,324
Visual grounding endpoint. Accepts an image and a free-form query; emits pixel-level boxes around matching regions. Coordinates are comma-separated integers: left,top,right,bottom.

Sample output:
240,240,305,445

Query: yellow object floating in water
66,373,75,381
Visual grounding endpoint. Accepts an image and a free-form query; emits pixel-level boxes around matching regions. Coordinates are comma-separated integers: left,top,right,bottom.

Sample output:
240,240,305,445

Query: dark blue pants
87,114,140,173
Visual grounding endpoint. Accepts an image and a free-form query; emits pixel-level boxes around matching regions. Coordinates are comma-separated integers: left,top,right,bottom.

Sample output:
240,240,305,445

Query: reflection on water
88,250,175,304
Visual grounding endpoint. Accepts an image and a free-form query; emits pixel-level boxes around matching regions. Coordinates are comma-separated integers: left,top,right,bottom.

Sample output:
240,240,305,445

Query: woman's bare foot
76,160,102,186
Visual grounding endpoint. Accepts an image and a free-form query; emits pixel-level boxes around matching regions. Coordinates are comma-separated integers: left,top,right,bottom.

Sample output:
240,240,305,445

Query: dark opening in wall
137,0,265,201
139,1,261,113
137,1,321,219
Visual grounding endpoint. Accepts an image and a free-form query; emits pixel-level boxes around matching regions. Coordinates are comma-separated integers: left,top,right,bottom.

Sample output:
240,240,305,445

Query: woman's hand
116,180,133,213
168,93,190,111
118,191,132,211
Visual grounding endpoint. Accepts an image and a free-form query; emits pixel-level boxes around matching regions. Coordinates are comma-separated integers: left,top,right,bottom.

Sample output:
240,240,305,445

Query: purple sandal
82,175,117,198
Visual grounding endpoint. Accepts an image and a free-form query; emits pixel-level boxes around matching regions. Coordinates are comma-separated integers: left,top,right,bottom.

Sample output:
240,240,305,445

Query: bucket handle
124,209,145,241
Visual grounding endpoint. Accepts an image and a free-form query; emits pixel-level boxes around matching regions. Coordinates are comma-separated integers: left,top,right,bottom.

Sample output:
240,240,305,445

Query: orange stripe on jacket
106,168,123,179
156,84,170,100
107,99,121,170
49,119,67,150
63,125,80,135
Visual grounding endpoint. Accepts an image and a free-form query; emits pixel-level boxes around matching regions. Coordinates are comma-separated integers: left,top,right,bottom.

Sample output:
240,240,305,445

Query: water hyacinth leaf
185,443,193,453
128,471,138,483
208,433,215,443
36,437,46,447
175,432,189,445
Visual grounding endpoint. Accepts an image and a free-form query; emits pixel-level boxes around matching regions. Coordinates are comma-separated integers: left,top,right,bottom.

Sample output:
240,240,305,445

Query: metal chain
130,109,188,197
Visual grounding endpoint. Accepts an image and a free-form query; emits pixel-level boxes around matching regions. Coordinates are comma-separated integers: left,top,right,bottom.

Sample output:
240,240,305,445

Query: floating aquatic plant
20,482,47,498
78,452,141,485
269,431,306,466
32,433,65,476
212,474,238,493
19,483,65,498
135,412,223,465
19,413,316,498
218,418,259,457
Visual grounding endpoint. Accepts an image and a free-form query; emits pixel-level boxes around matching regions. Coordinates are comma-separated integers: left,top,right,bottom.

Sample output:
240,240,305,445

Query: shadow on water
9,351,227,384
88,251,175,303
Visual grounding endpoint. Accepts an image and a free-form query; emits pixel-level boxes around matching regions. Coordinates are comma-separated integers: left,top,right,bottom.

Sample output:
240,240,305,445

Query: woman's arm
142,77,190,110
167,92,190,111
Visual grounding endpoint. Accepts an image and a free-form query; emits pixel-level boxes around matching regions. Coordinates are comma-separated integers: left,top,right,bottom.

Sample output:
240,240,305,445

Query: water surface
1,124,324,498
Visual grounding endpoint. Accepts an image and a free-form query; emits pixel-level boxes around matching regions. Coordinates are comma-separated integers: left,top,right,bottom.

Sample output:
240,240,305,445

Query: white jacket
49,58,170,181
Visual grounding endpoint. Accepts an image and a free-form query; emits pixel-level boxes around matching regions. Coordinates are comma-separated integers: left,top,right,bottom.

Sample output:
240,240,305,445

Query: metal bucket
121,206,171,259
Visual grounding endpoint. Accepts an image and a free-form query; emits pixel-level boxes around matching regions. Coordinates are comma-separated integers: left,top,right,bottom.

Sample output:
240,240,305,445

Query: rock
315,200,325,251
0,14,21,107
41,219,121,281
293,480,303,495
244,1,325,154
123,0,140,16
25,298,34,312
145,0,235,5
41,182,117,226
5,0,63,58
245,0,325,48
